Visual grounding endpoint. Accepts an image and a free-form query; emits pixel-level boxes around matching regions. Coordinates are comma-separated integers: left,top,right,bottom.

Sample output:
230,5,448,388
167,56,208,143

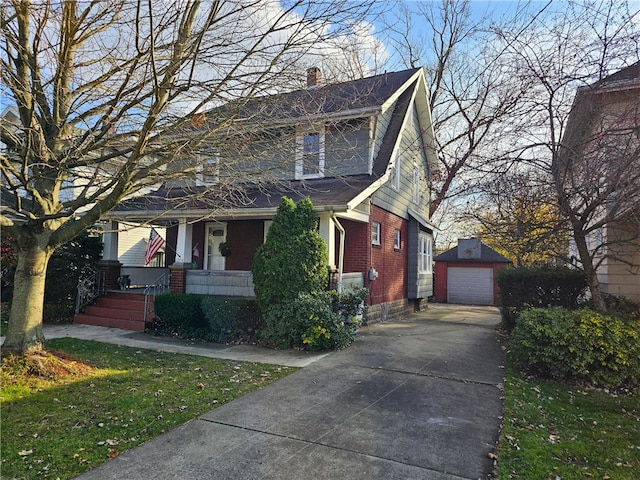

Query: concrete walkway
40,323,328,368
65,303,504,480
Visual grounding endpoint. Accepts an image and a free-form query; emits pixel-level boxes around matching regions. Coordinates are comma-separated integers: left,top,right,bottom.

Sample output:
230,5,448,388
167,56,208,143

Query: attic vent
307,67,322,89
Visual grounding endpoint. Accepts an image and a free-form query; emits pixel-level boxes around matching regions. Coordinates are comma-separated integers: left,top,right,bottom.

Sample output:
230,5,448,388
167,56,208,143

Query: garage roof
434,240,511,263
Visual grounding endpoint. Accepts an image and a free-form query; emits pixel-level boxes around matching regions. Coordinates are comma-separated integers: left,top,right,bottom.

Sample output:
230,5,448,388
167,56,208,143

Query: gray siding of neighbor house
374,103,430,221
407,218,433,299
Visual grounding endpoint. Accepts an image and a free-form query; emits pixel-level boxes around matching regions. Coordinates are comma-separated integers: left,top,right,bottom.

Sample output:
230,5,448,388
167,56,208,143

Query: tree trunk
2,245,52,353
573,232,607,312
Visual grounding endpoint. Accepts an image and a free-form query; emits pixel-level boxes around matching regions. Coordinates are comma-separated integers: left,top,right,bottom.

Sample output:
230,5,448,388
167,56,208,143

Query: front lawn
498,362,640,479
1,338,297,480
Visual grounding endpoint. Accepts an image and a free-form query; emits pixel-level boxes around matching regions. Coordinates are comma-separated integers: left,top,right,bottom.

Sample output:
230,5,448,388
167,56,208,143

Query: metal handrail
143,271,171,322
75,270,106,314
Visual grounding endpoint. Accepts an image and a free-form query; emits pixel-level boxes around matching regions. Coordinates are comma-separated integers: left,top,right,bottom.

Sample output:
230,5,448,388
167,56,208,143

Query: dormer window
196,149,219,186
295,128,325,179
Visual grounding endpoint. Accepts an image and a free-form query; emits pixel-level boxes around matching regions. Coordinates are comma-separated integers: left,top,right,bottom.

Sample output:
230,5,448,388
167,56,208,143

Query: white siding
118,227,166,267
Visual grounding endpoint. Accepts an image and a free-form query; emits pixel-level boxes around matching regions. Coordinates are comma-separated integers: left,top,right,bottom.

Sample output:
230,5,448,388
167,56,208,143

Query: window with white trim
295,129,325,179
196,149,219,186
419,233,432,273
392,154,401,190
371,222,381,246
394,228,401,250
412,164,420,204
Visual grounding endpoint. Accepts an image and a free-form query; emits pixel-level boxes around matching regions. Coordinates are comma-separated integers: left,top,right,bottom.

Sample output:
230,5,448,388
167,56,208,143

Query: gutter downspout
331,213,345,293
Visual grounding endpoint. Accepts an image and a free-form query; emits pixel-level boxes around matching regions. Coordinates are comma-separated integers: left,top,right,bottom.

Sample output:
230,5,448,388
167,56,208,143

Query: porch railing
143,271,171,323
75,270,107,314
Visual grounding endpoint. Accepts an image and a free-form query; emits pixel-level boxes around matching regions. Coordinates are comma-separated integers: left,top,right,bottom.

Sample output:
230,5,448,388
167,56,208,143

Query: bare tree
492,0,640,311
383,0,534,218
0,0,375,353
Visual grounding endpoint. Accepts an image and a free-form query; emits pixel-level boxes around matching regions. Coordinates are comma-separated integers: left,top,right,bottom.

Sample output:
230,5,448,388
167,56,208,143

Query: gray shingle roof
113,175,375,217
434,242,512,263
207,68,421,125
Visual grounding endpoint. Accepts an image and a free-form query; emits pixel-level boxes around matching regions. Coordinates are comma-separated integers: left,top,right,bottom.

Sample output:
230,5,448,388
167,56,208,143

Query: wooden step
84,305,146,321
104,291,146,302
74,291,152,332
95,297,147,311
74,313,146,332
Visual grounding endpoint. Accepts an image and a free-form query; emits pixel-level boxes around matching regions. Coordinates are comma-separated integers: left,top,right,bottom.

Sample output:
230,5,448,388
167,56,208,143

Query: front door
205,223,226,270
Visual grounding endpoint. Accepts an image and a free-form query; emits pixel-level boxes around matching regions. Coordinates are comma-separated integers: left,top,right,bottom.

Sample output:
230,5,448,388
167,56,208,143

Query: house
83,67,439,328
562,62,640,302
433,238,511,306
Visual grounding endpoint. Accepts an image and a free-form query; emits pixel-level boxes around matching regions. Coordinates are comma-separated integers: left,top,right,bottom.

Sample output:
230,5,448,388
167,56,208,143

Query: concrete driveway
76,304,504,480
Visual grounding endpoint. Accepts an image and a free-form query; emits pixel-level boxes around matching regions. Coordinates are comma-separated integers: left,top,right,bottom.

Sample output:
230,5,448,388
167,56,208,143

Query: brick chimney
307,67,322,89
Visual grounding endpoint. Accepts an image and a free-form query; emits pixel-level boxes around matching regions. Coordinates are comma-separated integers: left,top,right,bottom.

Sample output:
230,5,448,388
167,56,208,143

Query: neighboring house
97,67,439,323
433,238,511,306
562,62,640,302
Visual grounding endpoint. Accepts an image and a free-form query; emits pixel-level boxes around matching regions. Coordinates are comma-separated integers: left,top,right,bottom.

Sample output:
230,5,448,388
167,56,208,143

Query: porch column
99,220,121,291
318,213,336,266
174,218,193,266
102,221,119,261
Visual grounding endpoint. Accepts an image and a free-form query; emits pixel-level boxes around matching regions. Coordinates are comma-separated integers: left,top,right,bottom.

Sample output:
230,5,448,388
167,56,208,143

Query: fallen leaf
107,449,118,458
488,452,497,460
18,449,33,456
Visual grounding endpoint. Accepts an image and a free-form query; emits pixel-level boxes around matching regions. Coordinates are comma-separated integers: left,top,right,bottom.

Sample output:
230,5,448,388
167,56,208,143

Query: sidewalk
40,323,329,368
72,303,504,480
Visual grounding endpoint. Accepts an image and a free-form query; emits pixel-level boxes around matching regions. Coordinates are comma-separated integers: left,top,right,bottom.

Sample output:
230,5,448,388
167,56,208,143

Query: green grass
498,361,640,479
1,338,297,480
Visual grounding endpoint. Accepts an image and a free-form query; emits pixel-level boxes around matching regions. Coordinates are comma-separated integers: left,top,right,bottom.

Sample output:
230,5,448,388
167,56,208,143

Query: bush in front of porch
153,294,208,338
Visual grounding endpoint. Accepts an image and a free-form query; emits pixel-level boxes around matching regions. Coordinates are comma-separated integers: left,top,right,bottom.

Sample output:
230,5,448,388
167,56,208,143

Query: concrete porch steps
74,291,151,332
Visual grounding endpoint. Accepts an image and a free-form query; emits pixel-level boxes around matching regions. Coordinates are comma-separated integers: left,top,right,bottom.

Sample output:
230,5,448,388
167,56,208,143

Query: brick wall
98,260,122,291
169,264,187,294
342,219,370,274
225,220,264,271
368,206,408,305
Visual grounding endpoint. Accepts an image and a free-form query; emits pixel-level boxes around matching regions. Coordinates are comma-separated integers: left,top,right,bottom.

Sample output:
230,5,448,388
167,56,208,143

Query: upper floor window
394,228,401,250
412,164,420,204
196,149,219,186
295,129,325,179
392,154,401,190
371,221,381,246
419,233,432,273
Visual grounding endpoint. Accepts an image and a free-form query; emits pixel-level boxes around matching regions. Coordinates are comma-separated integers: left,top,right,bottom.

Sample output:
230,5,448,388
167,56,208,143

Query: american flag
145,228,165,265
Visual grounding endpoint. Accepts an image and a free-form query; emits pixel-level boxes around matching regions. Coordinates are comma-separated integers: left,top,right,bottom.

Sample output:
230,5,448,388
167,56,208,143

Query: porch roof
107,175,375,222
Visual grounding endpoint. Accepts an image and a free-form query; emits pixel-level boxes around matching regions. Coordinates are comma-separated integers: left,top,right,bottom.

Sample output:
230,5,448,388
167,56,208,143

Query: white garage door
447,267,494,305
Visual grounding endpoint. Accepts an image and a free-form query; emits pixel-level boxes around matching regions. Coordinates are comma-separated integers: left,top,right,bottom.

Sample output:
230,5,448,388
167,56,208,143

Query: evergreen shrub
510,307,640,388
497,266,586,329
153,294,208,338
251,197,328,312
201,297,261,343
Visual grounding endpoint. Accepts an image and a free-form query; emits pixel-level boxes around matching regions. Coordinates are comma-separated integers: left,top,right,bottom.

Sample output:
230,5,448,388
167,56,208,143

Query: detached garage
433,239,511,305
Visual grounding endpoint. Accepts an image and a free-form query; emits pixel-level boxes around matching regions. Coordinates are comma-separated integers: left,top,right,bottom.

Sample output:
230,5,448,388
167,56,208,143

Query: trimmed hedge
259,292,355,351
153,294,208,338
201,297,261,343
510,307,640,389
497,266,586,329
